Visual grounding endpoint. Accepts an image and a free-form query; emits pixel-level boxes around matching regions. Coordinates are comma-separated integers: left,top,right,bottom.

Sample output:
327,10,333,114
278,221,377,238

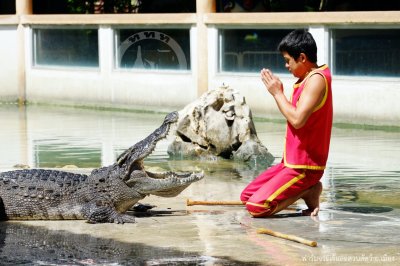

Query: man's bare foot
301,182,322,216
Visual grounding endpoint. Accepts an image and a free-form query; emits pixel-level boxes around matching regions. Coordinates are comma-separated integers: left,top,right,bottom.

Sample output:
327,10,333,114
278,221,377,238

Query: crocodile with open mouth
0,111,203,223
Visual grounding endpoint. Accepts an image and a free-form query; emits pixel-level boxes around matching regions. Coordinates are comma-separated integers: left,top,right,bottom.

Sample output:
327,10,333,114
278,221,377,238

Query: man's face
282,51,303,78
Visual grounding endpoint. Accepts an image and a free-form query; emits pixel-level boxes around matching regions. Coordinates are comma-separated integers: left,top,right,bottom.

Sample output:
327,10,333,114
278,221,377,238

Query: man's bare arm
261,69,326,129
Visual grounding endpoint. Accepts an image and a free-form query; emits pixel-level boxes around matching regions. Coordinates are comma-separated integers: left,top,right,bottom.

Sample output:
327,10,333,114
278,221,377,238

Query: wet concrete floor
0,106,399,265
3,170,399,266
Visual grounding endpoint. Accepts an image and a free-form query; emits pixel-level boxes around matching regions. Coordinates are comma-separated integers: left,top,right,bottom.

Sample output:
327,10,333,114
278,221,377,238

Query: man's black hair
278,29,318,63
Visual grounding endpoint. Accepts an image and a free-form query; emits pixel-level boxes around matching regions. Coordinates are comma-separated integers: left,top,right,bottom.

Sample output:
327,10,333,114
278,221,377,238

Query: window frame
32,25,100,70
329,25,400,80
113,25,192,73
217,26,299,75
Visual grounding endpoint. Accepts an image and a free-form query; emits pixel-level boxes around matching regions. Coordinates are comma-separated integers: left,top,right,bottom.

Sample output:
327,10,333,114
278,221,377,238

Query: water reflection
332,206,393,214
0,222,257,265
1,104,400,210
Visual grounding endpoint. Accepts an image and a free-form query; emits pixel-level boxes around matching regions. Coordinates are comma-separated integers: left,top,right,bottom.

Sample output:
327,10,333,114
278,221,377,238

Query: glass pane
333,29,400,77
116,29,190,70
219,29,292,73
33,28,99,68
0,0,15,14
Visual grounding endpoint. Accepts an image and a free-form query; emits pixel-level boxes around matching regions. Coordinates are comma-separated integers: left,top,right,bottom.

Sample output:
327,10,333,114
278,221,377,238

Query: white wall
1,24,399,126
25,26,197,111
27,68,195,110
332,76,400,124
0,26,18,101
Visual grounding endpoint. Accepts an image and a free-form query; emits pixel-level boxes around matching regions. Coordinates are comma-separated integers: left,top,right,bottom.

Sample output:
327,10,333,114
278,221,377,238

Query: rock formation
168,85,274,165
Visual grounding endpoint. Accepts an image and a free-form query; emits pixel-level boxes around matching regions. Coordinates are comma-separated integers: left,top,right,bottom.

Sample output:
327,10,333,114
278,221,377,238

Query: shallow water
0,104,399,264
1,104,400,209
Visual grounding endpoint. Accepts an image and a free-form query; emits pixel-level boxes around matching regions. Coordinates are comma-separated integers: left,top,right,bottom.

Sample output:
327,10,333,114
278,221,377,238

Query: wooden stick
257,228,317,247
186,199,243,206
186,199,298,211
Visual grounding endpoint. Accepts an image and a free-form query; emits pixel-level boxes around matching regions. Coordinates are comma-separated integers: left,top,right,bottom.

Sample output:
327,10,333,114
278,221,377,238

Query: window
332,29,400,77
33,28,99,68
216,0,400,12
219,29,292,73
0,0,15,14
115,28,190,71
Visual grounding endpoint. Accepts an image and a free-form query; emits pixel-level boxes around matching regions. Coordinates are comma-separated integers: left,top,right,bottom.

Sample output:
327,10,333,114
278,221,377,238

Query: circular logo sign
118,31,188,70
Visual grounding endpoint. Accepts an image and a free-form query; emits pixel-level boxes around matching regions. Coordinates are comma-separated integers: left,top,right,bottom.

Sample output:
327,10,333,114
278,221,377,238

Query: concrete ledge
0,15,19,25
204,11,400,26
20,13,197,25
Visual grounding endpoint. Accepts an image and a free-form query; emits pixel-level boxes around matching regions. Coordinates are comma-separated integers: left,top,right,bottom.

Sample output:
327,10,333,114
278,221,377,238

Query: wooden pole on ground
186,199,243,206
186,199,316,247
257,228,317,247
186,199,298,211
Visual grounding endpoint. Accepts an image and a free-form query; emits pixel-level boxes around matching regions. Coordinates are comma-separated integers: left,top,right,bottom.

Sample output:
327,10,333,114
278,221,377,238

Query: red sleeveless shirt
284,65,333,170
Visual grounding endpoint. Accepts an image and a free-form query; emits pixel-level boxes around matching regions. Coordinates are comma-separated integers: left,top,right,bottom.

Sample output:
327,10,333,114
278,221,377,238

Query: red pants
240,163,323,217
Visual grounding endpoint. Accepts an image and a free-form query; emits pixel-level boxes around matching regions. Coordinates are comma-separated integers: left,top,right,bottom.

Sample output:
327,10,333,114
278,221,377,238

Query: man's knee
248,209,273,218
240,188,254,202
245,201,278,218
